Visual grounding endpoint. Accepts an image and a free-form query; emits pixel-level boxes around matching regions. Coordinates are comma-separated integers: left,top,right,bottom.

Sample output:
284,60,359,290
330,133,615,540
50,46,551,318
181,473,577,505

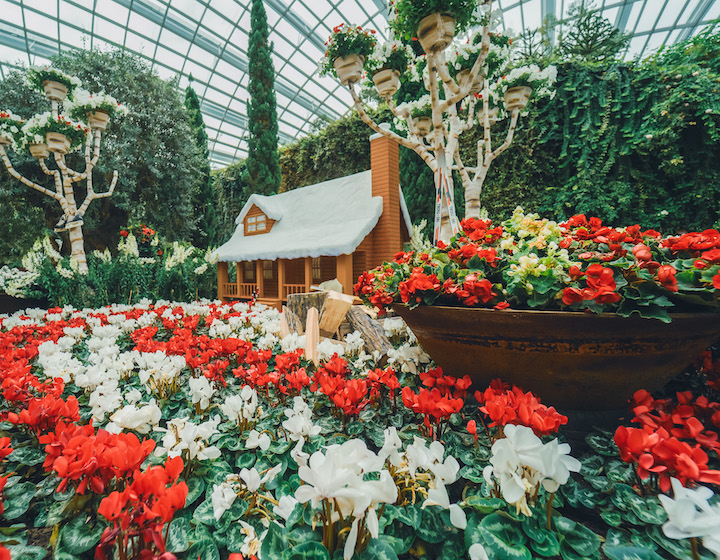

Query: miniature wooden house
216,133,412,308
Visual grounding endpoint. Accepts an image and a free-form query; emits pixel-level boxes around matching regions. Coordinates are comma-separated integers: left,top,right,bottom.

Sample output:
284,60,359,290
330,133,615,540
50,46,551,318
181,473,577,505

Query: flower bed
0,301,718,560
356,207,720,322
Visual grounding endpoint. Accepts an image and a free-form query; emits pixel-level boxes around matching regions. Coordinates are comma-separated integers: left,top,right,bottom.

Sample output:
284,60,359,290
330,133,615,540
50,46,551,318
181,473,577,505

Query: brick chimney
369,130,402,269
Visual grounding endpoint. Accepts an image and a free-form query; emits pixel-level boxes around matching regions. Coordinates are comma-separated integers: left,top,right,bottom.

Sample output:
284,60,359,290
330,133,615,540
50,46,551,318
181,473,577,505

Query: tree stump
287,292,328,331
318,290,354,338
346,306,393,360
281,305,303,335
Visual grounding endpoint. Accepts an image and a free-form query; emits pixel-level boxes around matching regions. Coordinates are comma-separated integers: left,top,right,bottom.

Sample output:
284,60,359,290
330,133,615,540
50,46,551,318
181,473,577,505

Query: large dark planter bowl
393,305,720,411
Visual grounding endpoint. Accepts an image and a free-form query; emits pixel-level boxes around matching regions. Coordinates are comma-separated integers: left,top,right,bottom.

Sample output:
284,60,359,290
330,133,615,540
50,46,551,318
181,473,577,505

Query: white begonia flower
124,388,143,404
317,338,345,361
280,332,306,353
484,425,580,515
211,480,238,521
105,399,161,434
246,429,271,451
660,477,720,555
343,331,365,356
154,416,222,461
290,438,309,468
282,396,321,441
274,495,299,521
189,375,215,411
378,427,403,467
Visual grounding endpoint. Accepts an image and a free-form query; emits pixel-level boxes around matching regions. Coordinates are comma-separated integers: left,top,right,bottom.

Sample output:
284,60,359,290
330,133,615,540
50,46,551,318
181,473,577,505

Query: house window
263,260,273,280
244,211,270,236
244,262,255,282
312,257,321,282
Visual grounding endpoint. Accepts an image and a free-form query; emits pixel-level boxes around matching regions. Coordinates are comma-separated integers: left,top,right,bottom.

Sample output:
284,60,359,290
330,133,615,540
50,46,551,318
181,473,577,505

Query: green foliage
184,82,217,248
554,1,632,64
16,232,216,307
242,0,282,197
0,48,204,264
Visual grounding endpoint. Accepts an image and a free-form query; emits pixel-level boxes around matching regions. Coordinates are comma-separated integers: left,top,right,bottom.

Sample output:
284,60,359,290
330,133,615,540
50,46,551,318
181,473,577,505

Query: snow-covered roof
215,170,413,262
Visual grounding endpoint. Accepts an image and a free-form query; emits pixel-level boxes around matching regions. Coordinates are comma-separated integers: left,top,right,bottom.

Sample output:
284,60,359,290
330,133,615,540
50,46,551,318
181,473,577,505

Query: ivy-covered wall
477,25,720,232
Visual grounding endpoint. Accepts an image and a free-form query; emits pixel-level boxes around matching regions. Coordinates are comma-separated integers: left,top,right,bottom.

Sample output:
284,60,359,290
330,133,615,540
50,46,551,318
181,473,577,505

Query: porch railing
222,282,257,299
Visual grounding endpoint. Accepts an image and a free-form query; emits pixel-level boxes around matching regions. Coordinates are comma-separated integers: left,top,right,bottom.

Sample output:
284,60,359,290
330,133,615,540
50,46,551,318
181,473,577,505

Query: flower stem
691,537,700,560
546,492,555,530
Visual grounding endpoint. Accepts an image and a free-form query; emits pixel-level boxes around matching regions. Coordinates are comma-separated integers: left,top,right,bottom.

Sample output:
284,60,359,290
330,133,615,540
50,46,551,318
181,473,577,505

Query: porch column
336,253,354,296
255,260,264,298
235,262,242,295
217,261,229,302
278,259,286,301
304,257,312,293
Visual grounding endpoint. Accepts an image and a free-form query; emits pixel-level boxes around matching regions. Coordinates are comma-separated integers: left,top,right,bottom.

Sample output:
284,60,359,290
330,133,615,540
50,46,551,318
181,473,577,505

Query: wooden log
282,306,303,335
305,307,320,366
287,291,328,330
318,290,354,338
279,307,290,339
346,306,393,360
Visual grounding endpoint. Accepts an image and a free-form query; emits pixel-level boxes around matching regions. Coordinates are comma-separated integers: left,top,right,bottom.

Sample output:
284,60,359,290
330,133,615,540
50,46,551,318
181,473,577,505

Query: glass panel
248,216,256,223
248,223,256,232
257,221,266,231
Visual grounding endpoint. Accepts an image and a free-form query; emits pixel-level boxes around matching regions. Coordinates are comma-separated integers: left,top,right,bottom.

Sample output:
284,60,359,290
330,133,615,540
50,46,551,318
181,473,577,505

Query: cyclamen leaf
478,513,532,560
281,541,330,560
603,545,665,560
186,539,220,560
166,517,190,553
261,522,289,560
357,538,400,560
464,496,506,514
7,545,48,560
3,482,37,520
7,446,45,466
555,517,601,557
414,506,447,544
184,476,206,506
585,433,618,456
57,516,105,554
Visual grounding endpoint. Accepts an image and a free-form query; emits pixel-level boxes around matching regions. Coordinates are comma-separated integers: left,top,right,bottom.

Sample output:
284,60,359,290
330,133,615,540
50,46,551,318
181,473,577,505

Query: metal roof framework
0,0,718,167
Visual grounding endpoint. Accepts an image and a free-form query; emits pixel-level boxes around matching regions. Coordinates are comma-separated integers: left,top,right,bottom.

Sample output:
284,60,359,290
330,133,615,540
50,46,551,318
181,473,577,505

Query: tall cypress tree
184,80,218,247
242,0,282,196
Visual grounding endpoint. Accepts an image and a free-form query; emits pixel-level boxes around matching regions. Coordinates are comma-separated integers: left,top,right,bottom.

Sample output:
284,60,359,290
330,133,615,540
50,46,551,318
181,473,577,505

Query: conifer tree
242,0,282,196
184,80,218,247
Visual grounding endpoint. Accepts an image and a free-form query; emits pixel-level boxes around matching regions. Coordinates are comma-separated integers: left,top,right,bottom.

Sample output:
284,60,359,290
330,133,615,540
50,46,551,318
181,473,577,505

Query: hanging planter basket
372,69,400,98
333,54,365,86
417,13,456,54
46,132,71,155
86,109,110,130
412,116,433,137
43,80,68,103
28,143,49,159
503,86,532,111
457,69,482,94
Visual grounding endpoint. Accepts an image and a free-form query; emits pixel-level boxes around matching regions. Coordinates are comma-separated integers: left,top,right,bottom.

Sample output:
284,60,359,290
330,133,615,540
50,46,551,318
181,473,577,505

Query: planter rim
392,303,720,321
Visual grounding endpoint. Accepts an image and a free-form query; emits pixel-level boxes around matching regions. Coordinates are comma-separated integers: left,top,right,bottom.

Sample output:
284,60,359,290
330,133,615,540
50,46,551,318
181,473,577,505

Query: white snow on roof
216,170,412,262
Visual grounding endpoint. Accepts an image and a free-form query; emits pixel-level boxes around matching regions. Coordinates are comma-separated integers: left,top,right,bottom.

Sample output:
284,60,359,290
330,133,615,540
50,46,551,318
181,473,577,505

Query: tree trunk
433,151,460,244
67,226,88,274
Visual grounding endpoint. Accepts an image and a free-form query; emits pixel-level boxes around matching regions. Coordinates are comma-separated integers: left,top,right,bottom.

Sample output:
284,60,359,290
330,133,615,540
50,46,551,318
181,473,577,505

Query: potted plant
64,88,129,130
25,65,82,103
408,96,434,137
449,30,513,93
21,112,89,156
497,64,558,111
319,24,377,86
355,208,720,409
0,110,24,147
364,40,414,98
388,0,480,53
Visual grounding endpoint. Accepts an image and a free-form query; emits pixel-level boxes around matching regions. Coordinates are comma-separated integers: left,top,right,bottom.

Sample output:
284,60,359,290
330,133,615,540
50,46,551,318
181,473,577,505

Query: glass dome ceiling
0,0,718,168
